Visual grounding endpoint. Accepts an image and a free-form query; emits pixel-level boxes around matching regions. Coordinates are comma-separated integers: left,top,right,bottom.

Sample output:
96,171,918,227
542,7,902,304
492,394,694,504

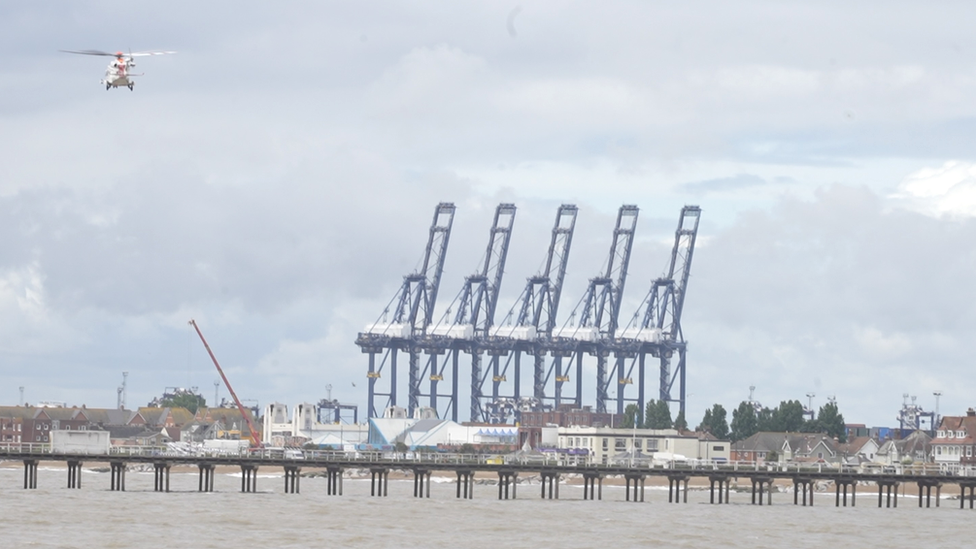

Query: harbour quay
4,446,976,509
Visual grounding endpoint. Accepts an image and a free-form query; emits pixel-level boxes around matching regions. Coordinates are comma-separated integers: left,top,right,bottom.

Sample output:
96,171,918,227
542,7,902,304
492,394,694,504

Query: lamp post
933,391,942,430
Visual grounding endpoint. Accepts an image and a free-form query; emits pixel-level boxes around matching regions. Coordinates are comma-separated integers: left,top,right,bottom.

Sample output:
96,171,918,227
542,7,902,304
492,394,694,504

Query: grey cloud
681,173,767,195
4,2,976,423
685,185,976,424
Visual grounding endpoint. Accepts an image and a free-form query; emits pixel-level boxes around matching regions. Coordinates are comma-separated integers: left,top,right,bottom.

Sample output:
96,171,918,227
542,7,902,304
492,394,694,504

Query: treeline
621,398,847,443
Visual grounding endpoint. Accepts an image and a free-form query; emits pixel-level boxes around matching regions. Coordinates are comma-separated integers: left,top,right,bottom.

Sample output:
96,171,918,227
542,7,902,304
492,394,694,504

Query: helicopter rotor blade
60,49,118,57
128,51,176,57
60,49,176,58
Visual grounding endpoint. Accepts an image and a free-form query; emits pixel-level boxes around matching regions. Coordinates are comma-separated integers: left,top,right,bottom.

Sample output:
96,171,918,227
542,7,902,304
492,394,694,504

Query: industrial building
263,402,367,448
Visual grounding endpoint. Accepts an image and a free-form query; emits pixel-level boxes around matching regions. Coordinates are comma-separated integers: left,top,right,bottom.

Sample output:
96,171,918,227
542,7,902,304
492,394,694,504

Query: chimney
967,408,975,417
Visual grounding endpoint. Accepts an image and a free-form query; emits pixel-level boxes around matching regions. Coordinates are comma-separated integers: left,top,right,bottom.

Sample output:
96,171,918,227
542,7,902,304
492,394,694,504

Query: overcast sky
2,1,975,427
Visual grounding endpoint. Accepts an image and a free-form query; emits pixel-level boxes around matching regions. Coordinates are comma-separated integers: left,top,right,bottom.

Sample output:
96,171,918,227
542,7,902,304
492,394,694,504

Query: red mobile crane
189,319,263,448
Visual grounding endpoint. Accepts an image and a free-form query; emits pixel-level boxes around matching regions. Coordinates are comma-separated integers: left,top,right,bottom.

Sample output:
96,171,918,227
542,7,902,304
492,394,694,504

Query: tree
816,401,847,442
771,400,807,432
673,409,688,431
783,400,808,432
700,404,729,439
621,403,643,428
645,399,673,429
160,393,206,415
645,399,658,428
697,408,713,432
730,401,758,442
394,440,409,458
756,406,773,431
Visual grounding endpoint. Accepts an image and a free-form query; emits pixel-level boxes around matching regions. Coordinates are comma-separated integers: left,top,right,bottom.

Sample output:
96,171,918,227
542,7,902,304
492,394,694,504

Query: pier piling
66,460,82,489
23,459,37,490
284,466,301,494
109,461,126,492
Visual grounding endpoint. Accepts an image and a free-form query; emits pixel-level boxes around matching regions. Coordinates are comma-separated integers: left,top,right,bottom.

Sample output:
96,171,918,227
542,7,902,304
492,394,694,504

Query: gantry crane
356,203,456,418
488,205,578,421
549,205,639,412
189,319,262,447
420,204,517,421
614,205,701,416
358,203,699,421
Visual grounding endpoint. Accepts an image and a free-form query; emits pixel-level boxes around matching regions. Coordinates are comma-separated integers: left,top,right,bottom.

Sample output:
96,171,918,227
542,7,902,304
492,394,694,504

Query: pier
3,447,976,509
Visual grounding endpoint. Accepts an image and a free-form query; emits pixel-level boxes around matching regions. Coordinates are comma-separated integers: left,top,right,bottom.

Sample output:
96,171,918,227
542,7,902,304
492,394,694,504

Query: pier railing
1,442,975,478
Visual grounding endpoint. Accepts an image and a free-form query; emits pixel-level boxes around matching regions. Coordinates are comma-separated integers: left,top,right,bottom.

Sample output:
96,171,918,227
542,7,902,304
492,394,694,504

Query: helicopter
61,49,175,90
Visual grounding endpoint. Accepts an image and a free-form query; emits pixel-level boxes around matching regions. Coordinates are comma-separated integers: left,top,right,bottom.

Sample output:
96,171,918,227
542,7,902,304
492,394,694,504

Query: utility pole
116,372,128,409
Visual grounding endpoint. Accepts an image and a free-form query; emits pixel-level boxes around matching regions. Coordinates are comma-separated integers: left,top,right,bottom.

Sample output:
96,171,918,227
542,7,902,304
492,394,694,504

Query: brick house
0,406,151,447
0,407,30,444
22,408,93,444
195,407,259,441
519,405,619,448
931,409,976,465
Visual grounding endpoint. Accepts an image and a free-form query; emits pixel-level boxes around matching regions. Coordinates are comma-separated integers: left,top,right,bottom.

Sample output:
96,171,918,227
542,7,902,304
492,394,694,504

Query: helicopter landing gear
127,83,133,91
105,83,111,90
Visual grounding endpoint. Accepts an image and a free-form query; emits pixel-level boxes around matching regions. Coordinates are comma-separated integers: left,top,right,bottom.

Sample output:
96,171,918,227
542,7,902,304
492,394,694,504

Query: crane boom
189,319,262,447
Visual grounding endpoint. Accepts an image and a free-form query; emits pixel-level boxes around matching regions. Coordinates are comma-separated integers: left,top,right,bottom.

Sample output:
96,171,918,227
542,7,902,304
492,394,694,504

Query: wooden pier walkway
3,447,975,508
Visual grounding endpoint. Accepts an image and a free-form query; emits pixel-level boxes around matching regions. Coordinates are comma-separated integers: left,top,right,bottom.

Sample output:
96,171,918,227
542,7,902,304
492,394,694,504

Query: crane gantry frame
356,203,701,423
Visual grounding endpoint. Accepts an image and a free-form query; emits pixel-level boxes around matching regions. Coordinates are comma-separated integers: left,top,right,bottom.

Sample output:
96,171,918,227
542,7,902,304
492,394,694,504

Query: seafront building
876,429,932,465
552,425,730,463
931,409,976,465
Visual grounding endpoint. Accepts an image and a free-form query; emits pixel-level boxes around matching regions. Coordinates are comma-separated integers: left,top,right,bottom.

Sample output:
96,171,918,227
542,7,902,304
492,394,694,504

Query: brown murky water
0,465,969,548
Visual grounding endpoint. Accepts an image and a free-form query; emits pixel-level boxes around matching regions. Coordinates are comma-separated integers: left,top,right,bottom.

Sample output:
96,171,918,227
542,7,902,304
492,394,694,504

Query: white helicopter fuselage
101,58,136,90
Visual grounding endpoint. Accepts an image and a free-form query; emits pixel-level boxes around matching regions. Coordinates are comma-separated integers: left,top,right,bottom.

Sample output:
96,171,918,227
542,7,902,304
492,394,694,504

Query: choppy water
0,465,970,548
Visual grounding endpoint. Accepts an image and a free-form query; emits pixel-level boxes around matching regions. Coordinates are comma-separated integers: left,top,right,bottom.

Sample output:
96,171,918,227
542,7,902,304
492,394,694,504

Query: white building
556,426,731,463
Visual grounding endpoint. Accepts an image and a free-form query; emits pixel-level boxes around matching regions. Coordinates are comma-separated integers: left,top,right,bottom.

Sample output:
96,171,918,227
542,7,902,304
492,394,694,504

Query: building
519,405,620,448
195,407,258,442
138,407,194,429
837,436,881,465
876,429,932,465
555,426,730,464
931,409,976,465
366,417,518,452
0,405,184,448
263,402,365,447
732,432,841,464
0,407,30,444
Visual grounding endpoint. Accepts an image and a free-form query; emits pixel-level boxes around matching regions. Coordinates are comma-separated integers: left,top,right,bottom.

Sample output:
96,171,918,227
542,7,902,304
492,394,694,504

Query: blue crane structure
356,202,456,419
613,205,701,417
485,204,578,422
546,205,639,413
420,204,517,422
357,203,700,422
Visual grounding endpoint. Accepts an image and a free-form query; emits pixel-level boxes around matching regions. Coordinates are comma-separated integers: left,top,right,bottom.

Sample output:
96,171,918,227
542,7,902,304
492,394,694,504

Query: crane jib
189,319,262,447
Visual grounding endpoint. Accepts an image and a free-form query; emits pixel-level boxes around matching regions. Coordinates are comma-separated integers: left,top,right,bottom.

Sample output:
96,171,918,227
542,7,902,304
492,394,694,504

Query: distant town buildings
1,397,973,470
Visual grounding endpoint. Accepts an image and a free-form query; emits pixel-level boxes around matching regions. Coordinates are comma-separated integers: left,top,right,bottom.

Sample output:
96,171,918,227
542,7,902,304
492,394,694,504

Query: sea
0,464,970,548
